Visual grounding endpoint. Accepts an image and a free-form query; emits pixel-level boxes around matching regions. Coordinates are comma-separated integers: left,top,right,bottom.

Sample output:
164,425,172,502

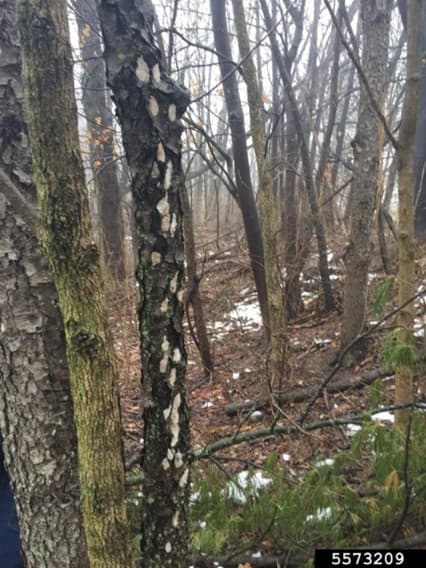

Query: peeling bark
0,2,88,565
97,1,191,565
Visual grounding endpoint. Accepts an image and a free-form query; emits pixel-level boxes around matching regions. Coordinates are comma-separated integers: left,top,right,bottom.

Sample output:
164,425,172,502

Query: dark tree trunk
0,2,88,566
97,1,191,565
209,0,270,332
72,0,126,279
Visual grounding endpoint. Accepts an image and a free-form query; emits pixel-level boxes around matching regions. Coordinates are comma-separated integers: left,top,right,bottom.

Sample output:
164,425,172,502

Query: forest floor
108,227,426,561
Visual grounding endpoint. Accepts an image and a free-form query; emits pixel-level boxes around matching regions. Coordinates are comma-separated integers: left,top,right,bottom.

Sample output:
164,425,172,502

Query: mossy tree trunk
17,1,131,566
340,0,392,352
0,3,88,566
231,0,288,390
395,0,422,428
97,1,191,565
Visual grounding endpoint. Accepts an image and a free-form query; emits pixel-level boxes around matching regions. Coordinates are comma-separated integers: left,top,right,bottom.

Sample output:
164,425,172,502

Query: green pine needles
381,329,416,371
189,413,426,558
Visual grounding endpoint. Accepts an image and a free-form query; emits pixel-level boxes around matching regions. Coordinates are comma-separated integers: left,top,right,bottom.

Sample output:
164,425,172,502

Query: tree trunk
315,8,343,234
231,0,288,389
181,181,214,377
210,0,270,333
340,0,392,351
97,1,191,565
395,0,422,428
72,0,126,279
0,3,88,566
17,2,131,566
413,2,426,242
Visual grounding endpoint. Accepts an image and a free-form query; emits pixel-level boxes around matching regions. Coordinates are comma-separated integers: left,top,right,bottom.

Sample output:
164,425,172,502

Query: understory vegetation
190,412,426,558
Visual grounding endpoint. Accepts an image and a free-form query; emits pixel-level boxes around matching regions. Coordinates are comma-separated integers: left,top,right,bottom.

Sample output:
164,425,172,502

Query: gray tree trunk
340,0,392,351
0,2,88,566
72,0,126,278
413,1,426,241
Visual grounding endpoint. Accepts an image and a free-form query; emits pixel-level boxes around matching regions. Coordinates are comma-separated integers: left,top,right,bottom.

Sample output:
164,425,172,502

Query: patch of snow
346,424,362,436
313,338,332,346
306,507,333,522
282,453,291,462
190,491,200,505
248,410,263,423
372,411,394,423
201,401,214,409
230,300,262,328
226,470,272,504
232,372,240,380
252,551,262,558
315,458,335,467
244,368,252,373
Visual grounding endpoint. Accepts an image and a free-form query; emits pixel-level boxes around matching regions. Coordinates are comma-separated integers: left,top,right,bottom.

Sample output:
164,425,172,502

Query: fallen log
224,367,393,416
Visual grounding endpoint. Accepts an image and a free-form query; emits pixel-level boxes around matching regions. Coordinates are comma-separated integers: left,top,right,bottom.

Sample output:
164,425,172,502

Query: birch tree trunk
0,2,88,565
97,1,191,565
17,1,131,566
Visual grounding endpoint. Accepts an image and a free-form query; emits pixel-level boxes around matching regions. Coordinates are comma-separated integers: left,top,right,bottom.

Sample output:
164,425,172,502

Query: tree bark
395,0,422,427
181,181,214,377
0,3,88,566
97,1,191,565
340,0,392,351
210,0,270,333
72,0,126,279
17,1,131,566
